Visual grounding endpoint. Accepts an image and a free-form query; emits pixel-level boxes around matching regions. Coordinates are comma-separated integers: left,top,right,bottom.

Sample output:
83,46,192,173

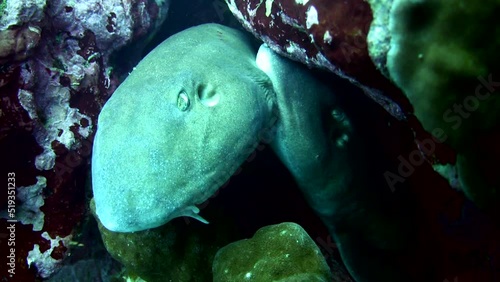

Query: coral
0,26,41,64
0,0,171,280
380,0,500,212
26,231,72,278
385,0,500,150
0,0,44,63
91,199,240,282
0,176,46,231
212,222,332,282
0,0,46,30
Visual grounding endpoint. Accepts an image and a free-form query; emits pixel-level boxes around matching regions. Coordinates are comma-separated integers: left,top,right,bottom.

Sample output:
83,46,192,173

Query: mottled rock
225,0,371,81
224,0,410,120
213,222,332,282
0,26,42,64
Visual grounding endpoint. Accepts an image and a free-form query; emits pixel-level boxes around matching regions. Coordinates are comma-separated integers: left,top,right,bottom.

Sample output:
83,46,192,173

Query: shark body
92,24,414,282
92,24,275,231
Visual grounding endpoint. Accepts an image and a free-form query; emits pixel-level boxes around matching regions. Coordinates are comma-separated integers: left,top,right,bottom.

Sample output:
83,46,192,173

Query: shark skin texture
92,23,276,232
92,24,418,281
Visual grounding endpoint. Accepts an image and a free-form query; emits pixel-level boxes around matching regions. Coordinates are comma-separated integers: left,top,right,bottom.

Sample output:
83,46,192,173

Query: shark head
92,24,276,232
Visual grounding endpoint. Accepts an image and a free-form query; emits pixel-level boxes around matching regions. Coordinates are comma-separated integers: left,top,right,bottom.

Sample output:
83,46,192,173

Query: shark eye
177,91,190,111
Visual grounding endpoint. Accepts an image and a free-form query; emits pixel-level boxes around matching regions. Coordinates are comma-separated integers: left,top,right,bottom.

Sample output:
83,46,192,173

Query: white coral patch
309,34,315,43
286,41,308,60
295,0,309,5
280,12,301,28
247,1,258,19
265,0,274,17
0,176,46,231
225,0,255,31
15,176,46,231
27,232,72,278
324,31,333,44
17,81,93,171
306,6,319,29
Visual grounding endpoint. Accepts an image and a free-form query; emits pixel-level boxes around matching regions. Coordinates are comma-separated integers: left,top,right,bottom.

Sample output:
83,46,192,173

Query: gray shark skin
92,24,414,282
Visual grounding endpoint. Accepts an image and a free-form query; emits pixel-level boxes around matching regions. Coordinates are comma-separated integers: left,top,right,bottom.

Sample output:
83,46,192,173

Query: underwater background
0,0,499,281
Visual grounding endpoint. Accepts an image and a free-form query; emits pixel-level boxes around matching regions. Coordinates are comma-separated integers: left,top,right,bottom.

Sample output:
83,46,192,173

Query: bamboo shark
92,24,414,282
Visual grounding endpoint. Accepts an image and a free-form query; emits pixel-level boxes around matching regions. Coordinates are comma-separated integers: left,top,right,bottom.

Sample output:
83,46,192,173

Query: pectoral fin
173,205,209,224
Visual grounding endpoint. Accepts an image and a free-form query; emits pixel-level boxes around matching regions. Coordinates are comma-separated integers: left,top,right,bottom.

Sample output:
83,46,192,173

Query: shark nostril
177,91,190,111
197,84,220,107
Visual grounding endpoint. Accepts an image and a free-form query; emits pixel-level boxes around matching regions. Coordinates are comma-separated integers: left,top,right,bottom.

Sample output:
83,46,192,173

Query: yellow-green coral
212,222,333,282
384,0,500,211
90,199,240,282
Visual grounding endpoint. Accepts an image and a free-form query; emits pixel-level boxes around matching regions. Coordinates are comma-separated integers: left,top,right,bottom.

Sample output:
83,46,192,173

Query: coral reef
0,25,42,64
0,0,170,280
212,222,332,282
27,231,72,278
0,175,46,231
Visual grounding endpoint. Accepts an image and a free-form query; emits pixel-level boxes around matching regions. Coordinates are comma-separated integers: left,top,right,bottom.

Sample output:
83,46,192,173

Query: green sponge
377,0,500,212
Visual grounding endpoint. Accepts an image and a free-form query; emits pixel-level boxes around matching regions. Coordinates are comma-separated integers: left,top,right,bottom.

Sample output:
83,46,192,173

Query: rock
0,0,46,30
224,0,410,120
212,222,332,282
0,26,42,64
